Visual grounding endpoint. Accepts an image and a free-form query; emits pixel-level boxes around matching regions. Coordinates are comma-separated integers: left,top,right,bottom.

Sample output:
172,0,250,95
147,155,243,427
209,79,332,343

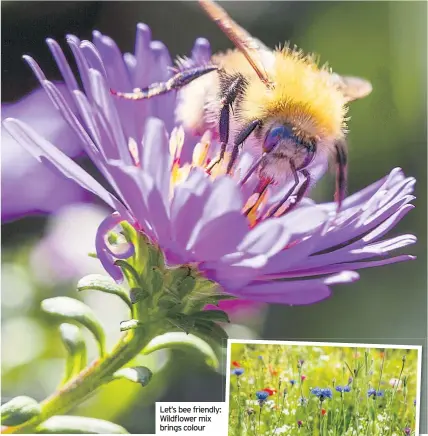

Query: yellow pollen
192,131,211,167
169,126,185,161
128,137,140,166
245,189,270,228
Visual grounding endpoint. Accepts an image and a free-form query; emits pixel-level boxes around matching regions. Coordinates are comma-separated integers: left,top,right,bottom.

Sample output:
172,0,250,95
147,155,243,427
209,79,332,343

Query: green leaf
41,297,106,357
195,293,237,306
146,241,165,271
1,396,41,426
149,267,164,294
189,310,230,324
176,275,196,298
129,287,150,304
113,366,153,386
114,260,142,290
77,274,132,310
166,313,194,333
59,323,87,385
193,320,229,347
36,416,128,434
120,319,143,331
142,332,219,369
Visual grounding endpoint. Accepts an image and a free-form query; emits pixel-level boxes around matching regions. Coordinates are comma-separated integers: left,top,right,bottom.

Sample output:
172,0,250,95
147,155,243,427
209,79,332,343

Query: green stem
3,326,154,434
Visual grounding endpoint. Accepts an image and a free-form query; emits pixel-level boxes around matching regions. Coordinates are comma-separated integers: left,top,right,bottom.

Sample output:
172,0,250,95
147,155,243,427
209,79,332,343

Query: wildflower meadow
228,343,420,436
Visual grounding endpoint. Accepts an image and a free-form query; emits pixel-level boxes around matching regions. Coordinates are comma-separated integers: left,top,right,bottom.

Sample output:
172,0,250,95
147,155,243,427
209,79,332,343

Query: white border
225,339,423,436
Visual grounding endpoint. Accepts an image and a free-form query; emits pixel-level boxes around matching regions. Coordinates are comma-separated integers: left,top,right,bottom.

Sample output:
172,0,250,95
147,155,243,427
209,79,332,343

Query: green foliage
58,324,87,385
41,297,106,357
112,366,153,387
2,224,228,434
1,396,41,426
77,274,132,310
35,416,128,434
142,332,219,369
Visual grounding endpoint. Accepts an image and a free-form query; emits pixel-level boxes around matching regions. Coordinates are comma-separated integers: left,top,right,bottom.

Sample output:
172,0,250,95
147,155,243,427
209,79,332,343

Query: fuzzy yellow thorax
241,48,348,139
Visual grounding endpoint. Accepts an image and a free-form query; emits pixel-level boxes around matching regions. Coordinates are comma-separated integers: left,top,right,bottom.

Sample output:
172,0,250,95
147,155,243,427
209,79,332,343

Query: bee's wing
330,73,373,102
199,0,272,86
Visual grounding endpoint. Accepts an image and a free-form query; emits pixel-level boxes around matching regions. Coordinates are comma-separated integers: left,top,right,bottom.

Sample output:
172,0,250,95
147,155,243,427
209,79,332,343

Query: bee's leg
334,140,348,212
111,65,218,100
208,73,247,172
265,162,300,218
282,169,311,215
243,176,272,217
226,119,262,174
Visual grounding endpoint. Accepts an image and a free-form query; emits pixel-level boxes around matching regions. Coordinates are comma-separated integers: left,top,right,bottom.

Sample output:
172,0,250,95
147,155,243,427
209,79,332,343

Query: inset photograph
227,341,421,436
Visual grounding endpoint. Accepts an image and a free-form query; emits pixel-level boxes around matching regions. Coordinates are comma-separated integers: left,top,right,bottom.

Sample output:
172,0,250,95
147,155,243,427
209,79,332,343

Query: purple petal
133,23,152,88
3,118,125,215
238,218,291,258
170,168,211,249
92,31,138,142
191,38,211,64
95,213,124,282
234,271,360,305
149,41,174,132
89,69,132,165
66,35,94,102
265,255,415,279
80,40,108,78
141,117,171,202
131,23,153,139
186,177,248,261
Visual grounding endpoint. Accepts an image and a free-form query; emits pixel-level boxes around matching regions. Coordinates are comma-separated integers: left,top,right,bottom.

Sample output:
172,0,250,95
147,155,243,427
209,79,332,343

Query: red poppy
321,409,327,416
301,375,307,381
232,361,241,368
262,387,277,396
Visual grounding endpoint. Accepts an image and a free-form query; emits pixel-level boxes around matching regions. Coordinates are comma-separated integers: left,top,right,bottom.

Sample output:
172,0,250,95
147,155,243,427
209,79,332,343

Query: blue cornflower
258,355,263,360
298,396,308,406
367,388,384,398
336,385,351,393
311,387,333,400
256,391,269,401
290,379,296,386
232,368,244,376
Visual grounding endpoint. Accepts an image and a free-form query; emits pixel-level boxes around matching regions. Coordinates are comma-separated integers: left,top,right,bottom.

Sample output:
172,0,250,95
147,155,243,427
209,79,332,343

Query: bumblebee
113,0,372,211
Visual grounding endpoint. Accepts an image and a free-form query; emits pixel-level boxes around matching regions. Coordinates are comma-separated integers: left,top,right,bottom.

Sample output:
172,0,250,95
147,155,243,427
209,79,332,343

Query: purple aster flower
403,427,411,436
3,24,416,304
2,86,86,221
232,368,244,376
335,385,351,393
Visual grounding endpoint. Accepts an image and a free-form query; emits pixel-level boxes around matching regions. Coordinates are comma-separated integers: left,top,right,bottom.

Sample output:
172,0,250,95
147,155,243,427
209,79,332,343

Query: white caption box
156,402,227,435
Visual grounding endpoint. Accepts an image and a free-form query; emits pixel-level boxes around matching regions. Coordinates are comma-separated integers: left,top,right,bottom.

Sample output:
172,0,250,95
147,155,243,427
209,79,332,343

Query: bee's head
263,124,316,171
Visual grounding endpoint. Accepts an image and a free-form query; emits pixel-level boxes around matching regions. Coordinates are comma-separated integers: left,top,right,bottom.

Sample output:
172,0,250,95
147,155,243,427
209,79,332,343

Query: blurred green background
2,1,427,434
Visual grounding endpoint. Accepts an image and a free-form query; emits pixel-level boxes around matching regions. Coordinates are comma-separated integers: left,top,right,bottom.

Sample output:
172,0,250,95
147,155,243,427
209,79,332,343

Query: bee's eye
264,125,293,153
